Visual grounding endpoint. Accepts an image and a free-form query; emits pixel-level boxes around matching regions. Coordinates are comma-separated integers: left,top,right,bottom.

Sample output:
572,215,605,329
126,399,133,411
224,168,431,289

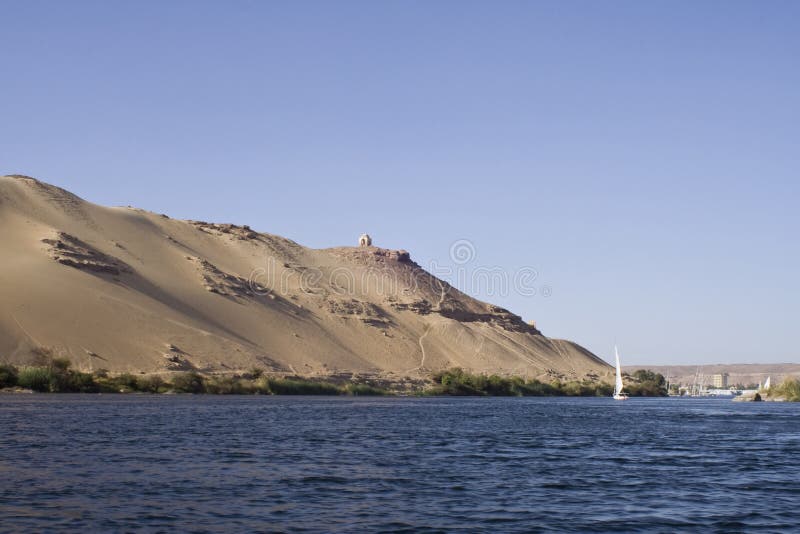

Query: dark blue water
1,396,799,532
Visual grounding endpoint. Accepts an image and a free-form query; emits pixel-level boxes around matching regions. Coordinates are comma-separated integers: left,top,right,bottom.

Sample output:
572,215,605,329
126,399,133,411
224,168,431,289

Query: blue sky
2,1,798,364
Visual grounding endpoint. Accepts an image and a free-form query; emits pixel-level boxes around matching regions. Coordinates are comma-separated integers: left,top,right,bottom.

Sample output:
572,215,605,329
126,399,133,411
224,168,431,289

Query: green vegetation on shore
623,369,669,397
0,361,389,396
428,368,666,397
430,368,614,396
765,379,800,402
0,359,667,397
2,359,99,393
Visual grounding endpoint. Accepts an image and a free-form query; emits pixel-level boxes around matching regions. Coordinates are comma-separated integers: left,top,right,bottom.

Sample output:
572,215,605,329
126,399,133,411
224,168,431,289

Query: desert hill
0,175,612,381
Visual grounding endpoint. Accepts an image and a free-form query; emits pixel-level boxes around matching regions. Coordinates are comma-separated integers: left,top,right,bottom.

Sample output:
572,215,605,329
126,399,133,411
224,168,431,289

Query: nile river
1,396,798,532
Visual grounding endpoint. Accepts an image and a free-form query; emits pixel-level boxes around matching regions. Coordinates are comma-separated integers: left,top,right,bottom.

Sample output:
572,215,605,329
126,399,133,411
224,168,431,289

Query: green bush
68,371,99,393
101,373,140,392
47,371,73,393
769,379,800,402
431,368,487,395
17,367,53,392
93,368,109,378
624,370,668,397
0,364,18,388
252,377,273,394
246,367,264,380
631,369,664,386
593,382,614,396
428,369,613,397
484,375,516,396
344,383,387,396
50,357,72,373
516,379,559,396
16,364,98,393
136,375,165,393
266,378,341,395
205,376,250,394
170,372,206,393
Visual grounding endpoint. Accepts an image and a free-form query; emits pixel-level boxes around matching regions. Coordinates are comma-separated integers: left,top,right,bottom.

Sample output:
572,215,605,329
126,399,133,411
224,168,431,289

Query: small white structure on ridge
359,233,372,247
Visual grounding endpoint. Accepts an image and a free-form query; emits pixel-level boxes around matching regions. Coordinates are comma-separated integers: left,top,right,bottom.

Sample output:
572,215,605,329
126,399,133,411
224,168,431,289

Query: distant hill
0,175,611,381
624,363,800,387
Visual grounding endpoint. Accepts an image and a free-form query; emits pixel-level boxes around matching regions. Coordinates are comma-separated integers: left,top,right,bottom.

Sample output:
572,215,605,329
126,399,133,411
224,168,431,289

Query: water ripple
1,396,799,531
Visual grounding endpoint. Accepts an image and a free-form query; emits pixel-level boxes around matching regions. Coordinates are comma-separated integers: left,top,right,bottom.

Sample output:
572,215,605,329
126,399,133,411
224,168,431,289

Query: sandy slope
0,175,612,381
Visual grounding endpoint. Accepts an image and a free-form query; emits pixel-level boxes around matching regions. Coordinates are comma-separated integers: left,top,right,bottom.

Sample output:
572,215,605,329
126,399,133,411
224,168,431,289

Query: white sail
614,345,624,395
764,376,771,390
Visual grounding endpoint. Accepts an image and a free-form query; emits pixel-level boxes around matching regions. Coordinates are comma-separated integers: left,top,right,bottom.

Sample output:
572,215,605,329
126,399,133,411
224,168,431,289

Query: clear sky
2,1,798,365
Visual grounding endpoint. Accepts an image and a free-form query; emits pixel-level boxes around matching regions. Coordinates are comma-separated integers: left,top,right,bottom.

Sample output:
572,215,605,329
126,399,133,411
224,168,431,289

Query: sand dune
0,175,612,381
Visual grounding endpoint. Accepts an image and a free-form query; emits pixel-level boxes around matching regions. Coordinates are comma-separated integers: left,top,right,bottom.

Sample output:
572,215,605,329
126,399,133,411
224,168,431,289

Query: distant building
359,233,372,247
712,373,729,388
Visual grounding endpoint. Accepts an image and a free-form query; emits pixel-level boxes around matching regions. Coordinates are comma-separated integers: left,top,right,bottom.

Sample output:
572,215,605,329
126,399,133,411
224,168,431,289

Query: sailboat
763,376,771,390
613,345,629,400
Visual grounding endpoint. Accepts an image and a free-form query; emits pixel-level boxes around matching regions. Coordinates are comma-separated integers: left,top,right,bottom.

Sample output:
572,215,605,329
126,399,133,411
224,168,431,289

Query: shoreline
1,362,672,397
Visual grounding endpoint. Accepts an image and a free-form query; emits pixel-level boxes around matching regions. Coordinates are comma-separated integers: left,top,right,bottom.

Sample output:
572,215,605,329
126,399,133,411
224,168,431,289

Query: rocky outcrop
42,232,131,276
326,298,389,327
162,344,197,371
386,297,433,315
371,248,411,263
187,256,255,298
437,299,541,334
189,221,259,241
328,246,413,265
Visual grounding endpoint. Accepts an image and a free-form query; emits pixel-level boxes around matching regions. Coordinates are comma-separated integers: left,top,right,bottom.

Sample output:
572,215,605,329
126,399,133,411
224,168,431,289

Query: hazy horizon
2,1,798,365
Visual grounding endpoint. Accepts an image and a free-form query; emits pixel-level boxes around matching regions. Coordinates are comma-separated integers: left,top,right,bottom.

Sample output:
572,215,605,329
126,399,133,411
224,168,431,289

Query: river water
1,395,798,532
